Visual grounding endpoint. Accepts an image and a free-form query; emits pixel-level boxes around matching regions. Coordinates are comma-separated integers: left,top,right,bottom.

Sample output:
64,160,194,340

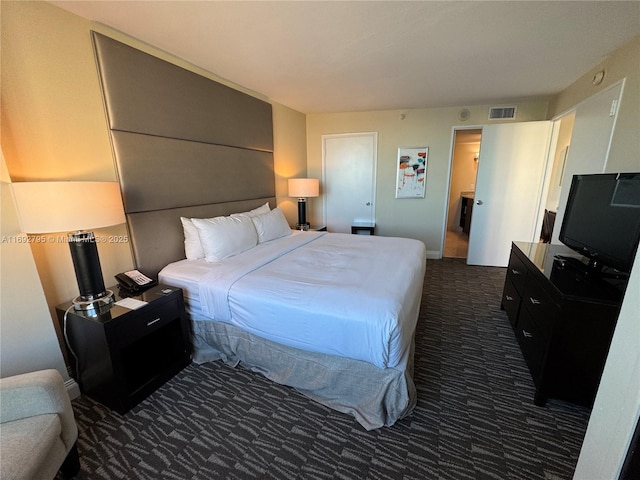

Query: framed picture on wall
396,147,428,198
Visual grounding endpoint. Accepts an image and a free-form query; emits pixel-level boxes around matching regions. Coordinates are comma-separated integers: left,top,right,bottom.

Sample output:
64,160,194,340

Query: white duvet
159,231,426,370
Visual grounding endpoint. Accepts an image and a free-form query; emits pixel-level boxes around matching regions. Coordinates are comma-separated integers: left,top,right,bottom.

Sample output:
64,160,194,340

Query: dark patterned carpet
66,258,591,479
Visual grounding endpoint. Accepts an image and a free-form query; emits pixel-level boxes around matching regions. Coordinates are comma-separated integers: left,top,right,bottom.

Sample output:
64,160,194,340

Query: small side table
351,222,375,235
55,284,191,414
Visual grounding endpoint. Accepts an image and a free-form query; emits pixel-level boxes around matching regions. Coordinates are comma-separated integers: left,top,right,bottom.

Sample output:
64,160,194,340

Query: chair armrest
0,369,78,449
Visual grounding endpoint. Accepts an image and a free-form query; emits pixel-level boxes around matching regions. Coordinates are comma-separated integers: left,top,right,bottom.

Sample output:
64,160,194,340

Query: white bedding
159,231,426,370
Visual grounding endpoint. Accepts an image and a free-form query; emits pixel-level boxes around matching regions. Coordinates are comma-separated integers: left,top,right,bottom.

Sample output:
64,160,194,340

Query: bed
92,31,426,429
158,210,426,430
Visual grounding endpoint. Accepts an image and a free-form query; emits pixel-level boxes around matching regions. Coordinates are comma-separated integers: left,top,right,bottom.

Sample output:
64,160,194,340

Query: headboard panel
111,131,275,213
92,32,276,277
127,198,275,278
92,32,273,151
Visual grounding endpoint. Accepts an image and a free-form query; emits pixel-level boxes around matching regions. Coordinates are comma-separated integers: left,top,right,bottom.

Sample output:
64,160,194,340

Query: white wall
544,113,574,212
548,34,640,479
573,246,640,479
0,150,77,395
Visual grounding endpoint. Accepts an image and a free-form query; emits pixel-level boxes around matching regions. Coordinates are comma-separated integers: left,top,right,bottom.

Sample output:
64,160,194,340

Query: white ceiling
50,1,640,114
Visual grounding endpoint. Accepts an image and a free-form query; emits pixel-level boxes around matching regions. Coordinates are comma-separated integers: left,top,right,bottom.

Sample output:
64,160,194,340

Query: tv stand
502,242,625,407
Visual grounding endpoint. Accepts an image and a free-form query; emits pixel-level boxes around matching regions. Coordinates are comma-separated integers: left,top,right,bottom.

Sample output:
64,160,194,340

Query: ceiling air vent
488,106,517,120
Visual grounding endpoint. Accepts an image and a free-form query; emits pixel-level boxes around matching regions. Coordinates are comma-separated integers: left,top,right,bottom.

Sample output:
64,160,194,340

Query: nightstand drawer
115,299,181,347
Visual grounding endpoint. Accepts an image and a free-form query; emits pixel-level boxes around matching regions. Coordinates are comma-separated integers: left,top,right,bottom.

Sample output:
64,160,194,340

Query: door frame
544,79,625,243
530,118,562,244
321,132,378,230
440,125,484,258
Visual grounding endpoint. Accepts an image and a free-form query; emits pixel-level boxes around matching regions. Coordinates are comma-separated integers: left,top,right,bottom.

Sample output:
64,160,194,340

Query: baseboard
425,250,441,260
65,378,81,400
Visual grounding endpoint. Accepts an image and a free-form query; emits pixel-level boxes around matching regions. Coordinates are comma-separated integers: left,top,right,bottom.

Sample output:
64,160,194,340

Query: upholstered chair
0,369,80,480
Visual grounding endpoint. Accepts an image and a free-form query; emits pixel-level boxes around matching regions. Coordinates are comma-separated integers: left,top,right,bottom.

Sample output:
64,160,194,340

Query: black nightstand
55,284,191,414
351,222,375,235
292,225,327,231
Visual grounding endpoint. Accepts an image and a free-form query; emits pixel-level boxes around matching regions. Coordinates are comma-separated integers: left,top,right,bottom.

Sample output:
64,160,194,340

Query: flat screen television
559,172,640,274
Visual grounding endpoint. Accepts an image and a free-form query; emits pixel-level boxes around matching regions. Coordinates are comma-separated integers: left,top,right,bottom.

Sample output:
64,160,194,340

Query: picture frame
396,147,428,198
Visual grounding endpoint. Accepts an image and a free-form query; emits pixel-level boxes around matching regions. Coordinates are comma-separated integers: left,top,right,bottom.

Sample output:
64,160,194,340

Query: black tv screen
559,173,640,273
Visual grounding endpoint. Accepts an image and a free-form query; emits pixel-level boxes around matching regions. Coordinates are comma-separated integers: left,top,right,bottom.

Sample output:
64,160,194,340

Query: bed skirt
191,320,417,430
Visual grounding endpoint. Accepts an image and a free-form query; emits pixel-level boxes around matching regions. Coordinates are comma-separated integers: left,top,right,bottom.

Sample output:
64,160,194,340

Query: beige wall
306,102,549,257
1,1,306,370
272,103,309,223
2,1,133,316
549,34,640,174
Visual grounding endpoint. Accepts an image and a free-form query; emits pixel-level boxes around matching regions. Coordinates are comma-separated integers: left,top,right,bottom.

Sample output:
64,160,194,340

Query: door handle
366,202,371,206
476,200,483,205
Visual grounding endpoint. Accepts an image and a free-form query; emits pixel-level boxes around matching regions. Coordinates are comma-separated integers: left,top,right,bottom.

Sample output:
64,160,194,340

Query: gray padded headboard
92,32,276,277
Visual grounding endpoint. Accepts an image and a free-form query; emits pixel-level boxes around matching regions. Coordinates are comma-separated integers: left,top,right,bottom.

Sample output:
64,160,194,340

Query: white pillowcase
180,203,271,261
180,217,205,260
192,215,258,262
250,207,292,243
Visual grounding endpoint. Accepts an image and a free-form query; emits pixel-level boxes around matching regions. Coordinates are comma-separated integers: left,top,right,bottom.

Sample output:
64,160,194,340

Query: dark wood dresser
502,241,626,407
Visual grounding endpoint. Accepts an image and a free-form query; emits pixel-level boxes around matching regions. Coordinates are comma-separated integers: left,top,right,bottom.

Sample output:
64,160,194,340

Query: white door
467,121,552,266
322,133,377,233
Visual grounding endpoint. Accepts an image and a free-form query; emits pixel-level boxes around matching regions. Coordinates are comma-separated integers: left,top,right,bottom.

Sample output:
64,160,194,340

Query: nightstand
292,225,327,231
55,284,191,414
351,222,375,235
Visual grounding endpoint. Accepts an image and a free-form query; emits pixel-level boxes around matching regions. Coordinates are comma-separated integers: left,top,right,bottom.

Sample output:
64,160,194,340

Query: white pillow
180,217,205,260
251,207,292,243
191,215,258,262
232,202,270,218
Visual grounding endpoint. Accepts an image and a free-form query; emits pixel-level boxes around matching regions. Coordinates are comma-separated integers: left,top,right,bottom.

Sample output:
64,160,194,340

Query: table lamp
288,178,319,230
12,181,126,314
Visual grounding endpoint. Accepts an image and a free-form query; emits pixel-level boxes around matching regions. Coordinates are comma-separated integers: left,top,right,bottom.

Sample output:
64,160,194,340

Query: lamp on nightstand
12,181,126,314
288,178,319,230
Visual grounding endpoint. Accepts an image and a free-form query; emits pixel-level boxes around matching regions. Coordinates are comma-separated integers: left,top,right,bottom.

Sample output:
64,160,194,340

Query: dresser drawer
507,249,528,295
521,276,557,339
114,299,181,347
515,307,549,385
502,278,521,327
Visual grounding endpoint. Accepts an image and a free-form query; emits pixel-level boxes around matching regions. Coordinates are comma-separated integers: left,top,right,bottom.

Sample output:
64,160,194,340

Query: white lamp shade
12,181,126,233
288,178,319,198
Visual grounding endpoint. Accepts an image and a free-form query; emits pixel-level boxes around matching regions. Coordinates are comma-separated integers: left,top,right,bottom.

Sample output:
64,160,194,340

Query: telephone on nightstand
115,270,157,293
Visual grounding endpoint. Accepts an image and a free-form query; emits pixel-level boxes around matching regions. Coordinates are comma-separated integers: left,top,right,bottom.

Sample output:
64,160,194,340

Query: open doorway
538,112,575,243
444,128,482,258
